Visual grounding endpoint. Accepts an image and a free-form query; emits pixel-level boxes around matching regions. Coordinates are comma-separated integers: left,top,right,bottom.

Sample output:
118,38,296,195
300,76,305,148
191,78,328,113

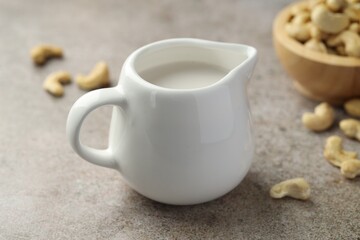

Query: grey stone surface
0,0,359,239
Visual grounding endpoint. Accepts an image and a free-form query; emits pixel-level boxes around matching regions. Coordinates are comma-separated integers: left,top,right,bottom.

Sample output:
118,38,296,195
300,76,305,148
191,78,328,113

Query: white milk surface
140,62,228,89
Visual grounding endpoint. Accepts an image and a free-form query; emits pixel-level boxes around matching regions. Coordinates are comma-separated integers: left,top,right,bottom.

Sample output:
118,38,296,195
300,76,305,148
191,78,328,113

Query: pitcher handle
66,87,126,169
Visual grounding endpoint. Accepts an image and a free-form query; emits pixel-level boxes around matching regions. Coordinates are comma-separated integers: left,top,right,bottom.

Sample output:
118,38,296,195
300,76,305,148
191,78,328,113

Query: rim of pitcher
123,38,257,92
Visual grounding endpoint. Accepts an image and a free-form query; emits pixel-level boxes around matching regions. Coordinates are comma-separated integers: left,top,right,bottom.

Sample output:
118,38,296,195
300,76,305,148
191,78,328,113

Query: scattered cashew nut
302,102,335,131
311,4,350,34
323,136,358,167
327,30,360,57
344,98,360,117
43,71,72,97
270,178,311,200
76,61,110,90
340,159,360,179
340,119,360,140
30,44,63,65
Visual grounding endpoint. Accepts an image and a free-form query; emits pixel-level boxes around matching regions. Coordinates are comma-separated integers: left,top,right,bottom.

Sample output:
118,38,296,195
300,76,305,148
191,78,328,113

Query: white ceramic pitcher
67,38,257,205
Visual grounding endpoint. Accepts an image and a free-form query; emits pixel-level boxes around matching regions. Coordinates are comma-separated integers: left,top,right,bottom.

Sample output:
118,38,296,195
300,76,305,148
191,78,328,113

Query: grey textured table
1,0,359,239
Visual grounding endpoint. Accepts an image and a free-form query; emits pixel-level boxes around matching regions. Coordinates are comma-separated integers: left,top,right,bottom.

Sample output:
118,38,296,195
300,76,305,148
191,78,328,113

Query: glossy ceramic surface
66,38,257,205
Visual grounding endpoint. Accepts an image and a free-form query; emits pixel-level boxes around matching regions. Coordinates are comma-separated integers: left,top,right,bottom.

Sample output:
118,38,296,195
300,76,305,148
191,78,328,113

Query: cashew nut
291,4,310,15
292,11,311,24
344,5,360,21
76,61,110,90
286,9,314,42
336,45,347,55
327,30,360,57
43,71,72,97
30,44,63,65
327,47,340,54
340,119,360,140
324,136,358,167
270,178,311,200
326,0,346,12
311,4,350,34
285,22,312,42
287,1,360,58
309,23,330,40
347,0,360,4
341,159,360,178
349,23,360,33
304,38,328,52
344,98,360,117
309,0,326,9
302,102,335,131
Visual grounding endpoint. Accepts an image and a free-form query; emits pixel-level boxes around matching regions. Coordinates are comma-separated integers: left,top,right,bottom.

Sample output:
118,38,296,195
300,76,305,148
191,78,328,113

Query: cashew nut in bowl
30,44,63,65
348,23,360,33
311,4,350,34
339,119,360,140
344,98,360,117
76,61,110,90
336,45,347,55
284,1,360,59
323,136,358,167
291,4,310,15
302,102,335,131
344,5,360,22
43,71,72,97
347,0,360,4
326,0,346,12
309,23,330,40
292,11,311,24
270,178,311,200
304,38,328,52
285,22,312,42
308,0,326,9
341,159,360,179
285,8,313,42
327,30,360,57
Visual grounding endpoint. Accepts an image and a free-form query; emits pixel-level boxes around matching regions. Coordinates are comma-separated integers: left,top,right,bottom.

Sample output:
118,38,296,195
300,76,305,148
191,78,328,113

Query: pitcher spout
207,40,258,87
233,45,257,85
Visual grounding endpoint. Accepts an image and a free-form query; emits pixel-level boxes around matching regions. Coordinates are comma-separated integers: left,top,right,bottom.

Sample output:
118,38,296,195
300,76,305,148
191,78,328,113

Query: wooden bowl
273,1,360,105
